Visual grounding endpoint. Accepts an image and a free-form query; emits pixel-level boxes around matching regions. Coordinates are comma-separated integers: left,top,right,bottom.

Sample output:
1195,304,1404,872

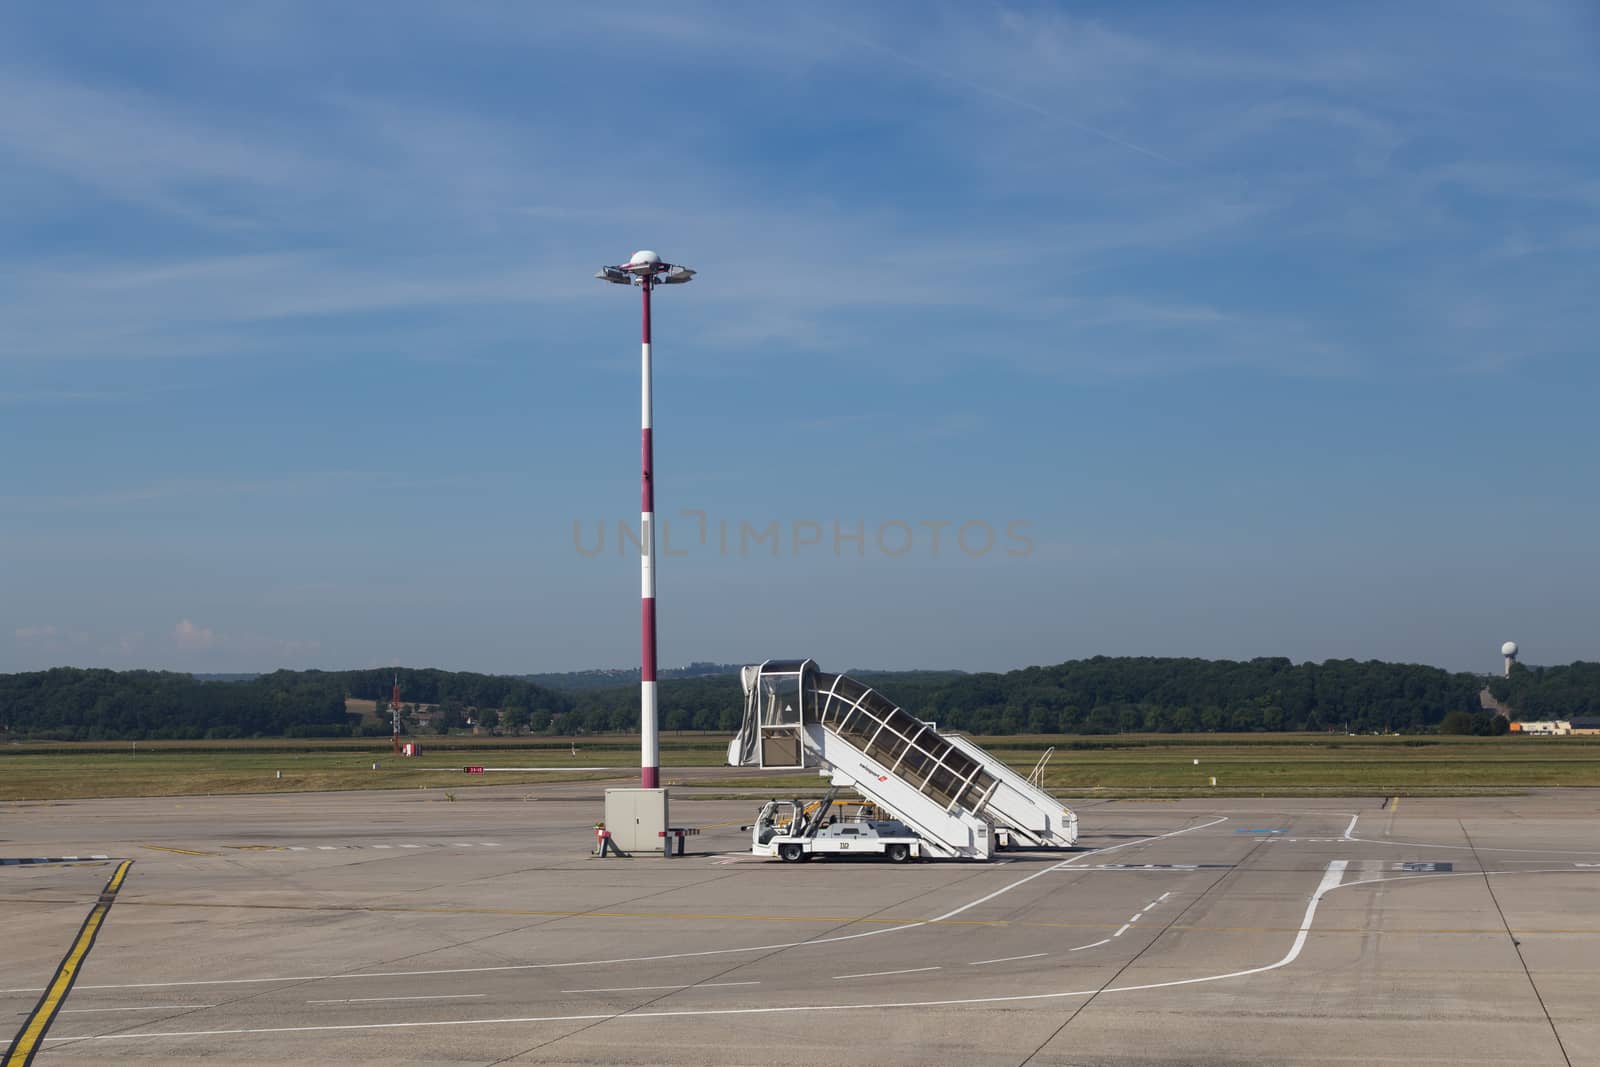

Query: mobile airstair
726,660,1078,860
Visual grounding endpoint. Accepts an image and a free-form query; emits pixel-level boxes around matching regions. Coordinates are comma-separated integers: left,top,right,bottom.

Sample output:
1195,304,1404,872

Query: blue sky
2,3,1596,675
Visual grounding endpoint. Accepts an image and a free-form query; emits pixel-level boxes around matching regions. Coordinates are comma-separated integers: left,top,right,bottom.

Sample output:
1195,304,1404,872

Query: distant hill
1489,661,1600,717
525,663,968,692
564,656,1500,735
0,666,572,742
523,662,741,691
12,656,1593,742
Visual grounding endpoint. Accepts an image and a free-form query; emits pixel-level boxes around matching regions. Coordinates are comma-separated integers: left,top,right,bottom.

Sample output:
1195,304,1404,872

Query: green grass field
3,734,1599,801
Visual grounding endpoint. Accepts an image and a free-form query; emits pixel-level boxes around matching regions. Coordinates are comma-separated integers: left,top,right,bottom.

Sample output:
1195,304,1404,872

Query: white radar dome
628,250,662,270
1501,641,1519,657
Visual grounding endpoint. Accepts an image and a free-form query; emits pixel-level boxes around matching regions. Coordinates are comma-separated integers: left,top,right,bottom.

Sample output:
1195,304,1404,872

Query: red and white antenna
596,250,695,789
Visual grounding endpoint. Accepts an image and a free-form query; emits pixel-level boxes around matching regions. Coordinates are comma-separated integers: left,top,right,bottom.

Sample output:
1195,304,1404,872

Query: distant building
1510,719,1600,736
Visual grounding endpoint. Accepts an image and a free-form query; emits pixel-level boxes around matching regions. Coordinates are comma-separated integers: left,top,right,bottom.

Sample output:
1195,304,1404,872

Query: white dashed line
559,983,759,994
372,845,392,849
56,1005,212,1014
834,967,940,980
969,953,1047,966
1112,924,1131,937
308,995,485,1004
316,846,337,851
1070,939,1111,952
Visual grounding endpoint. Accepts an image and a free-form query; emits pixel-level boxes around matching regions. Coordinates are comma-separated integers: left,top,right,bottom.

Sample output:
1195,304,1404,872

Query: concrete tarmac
4,783,1599,1065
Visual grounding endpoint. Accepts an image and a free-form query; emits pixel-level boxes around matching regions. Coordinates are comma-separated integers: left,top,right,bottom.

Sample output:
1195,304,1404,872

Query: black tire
779,843,805,863
886,843,911,864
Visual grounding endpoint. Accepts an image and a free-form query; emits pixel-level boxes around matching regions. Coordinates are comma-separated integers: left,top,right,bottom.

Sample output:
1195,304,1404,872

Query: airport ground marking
308,995,485,1004
139,845,215,856
1069,939,1111,951
0,857,110,867
560,985,696,994
54,1005,211,1014
969,953,1047,966
44,865,1600,1046
834,967,940,980
1341,815,1600,855
3,859,132,1067
17,817,1231,1000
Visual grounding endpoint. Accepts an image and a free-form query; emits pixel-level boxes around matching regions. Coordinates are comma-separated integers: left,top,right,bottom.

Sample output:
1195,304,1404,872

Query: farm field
4,733,1600,800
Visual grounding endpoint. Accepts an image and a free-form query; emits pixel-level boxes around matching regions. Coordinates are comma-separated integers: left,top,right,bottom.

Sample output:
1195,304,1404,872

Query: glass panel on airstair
809,669,996,816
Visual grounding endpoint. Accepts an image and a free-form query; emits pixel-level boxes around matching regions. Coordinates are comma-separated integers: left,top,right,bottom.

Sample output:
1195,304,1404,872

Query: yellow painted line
1390,795,1402,813
4,859,133,1067
139,844,217,856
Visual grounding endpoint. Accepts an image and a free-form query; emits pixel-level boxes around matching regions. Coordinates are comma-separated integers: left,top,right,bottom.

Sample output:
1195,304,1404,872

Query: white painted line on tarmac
834,967,940,980
480,843,501,847
316,847,336,851
1140,902,1157,912
62,862,1600,1047
307,995,485,1004
372,845,392,849
1342,815,1600,855
289,847,308,851
56,1005,213,1013
969,953,1047,966
935,816,1229,925
560,981,759,994
22,816,1232,996
1128,913,1140,923
1112,924,1131,937
1069,939,1111,952
1157,891,1172,902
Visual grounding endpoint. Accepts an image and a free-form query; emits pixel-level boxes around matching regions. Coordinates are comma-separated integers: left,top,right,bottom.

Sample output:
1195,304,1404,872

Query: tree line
567,657,1495,736
0,668,352,740
0,667,572,741
5,657,1595,742
1488,662,1600,719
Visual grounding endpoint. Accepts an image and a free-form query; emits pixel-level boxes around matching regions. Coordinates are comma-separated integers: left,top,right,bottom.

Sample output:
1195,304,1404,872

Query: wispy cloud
173,619,217,651
2,5,1591,383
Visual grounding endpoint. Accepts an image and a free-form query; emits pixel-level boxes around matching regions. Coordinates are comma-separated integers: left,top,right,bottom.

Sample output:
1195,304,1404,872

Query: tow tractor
747,787,924,863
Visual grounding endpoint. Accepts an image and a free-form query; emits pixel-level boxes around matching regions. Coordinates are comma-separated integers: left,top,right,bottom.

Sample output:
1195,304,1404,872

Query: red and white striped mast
390,672,402,755
596,251,695,789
